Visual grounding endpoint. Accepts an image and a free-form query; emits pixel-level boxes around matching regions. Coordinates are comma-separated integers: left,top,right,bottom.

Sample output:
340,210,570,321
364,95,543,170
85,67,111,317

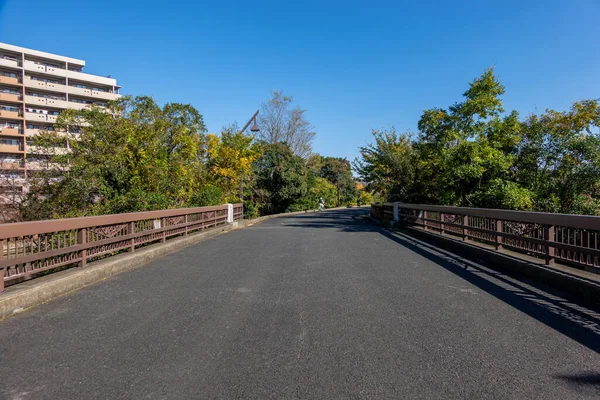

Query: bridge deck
1,209,599,399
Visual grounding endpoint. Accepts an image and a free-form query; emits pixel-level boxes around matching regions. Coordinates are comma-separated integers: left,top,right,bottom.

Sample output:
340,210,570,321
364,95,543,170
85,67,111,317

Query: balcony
0,127,22,136
0,93,21,103
67,102,91,111
0,58,20,69
24,95,48,106
24,61,68,78
0,161,24,170
23,78,67,93
90,90,121,101
27,145,69,155
0,76,21,86
67,70,115,86
0,110,21,119
25,128,41,136
0,144,23,153
46,98,69,109
24,112,49,122
67,85,92,97
24,62,47,74
25,95,69,109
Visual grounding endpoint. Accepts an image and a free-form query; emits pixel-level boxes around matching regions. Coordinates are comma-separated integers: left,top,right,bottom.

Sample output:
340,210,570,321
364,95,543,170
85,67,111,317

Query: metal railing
0,203,243,291
371,202,600,273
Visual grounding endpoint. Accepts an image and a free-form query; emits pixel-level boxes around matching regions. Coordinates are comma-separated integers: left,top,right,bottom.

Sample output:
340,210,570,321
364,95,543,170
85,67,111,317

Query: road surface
1,208,599,399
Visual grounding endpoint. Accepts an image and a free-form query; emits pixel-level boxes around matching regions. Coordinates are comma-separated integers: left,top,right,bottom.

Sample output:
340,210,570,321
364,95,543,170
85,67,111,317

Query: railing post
440,213,445,235
462,215,469,241
423,210,428,230
227,204,234,223
78,228,87,268
129,222,135,252
393,202,399,222
161,217,166,243
545,225,555,265
184,215,188,236
495,220,503,250
0,240,4,292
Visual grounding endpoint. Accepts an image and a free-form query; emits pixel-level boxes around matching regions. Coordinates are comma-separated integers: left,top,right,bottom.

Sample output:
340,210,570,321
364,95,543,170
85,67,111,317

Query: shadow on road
554,372,600,388
286,209,600,356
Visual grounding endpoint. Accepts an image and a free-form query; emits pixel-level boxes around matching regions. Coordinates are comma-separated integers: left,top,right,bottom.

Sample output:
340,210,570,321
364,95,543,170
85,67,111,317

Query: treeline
355,69,600,215
14,91,363,221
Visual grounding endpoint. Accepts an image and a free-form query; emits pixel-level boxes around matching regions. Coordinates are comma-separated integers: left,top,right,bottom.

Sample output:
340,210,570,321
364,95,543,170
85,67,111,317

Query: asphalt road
1,208,600,399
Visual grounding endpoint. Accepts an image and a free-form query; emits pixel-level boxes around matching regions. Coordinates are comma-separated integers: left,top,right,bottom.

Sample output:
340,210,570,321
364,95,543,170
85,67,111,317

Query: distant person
318,197,325,212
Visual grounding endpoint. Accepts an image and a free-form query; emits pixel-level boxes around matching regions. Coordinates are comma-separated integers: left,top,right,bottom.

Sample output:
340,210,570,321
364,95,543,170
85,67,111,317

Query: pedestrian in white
318,197,325,212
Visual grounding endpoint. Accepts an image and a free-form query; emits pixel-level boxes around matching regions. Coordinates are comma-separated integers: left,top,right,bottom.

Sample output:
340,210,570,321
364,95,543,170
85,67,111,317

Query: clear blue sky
1,0,599,161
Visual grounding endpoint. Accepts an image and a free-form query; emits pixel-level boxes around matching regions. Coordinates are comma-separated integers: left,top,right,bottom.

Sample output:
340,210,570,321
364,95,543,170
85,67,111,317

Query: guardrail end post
462,215,469,241
227,204,234,223
78,228,87,268
129,222,135,252
393,202,400,222
545,225,555,265
495,220,503,250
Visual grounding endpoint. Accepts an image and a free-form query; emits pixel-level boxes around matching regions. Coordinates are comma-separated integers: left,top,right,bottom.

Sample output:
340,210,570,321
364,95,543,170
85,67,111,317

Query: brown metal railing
0,203,243,291
371,203,600,273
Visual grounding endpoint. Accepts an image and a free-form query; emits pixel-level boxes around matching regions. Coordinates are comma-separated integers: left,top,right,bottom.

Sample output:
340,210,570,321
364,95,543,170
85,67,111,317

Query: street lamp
240,109,260,134
238,110,260,201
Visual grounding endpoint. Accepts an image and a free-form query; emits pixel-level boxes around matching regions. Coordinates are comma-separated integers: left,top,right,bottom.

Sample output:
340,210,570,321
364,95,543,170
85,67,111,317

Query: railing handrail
374,203,600,231
0,203,243,238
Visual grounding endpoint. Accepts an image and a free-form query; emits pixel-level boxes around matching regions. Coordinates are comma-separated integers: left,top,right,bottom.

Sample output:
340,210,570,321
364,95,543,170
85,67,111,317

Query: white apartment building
0,42,121,179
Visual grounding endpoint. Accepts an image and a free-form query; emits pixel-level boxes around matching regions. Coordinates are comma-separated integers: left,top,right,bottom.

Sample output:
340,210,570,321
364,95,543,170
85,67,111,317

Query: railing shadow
284,209,600,355
554,372,600,387
377,228,600,354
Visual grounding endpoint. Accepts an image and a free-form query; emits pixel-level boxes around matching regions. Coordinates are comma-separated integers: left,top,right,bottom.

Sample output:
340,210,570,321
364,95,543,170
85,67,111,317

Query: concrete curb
0,208,357,319
1,223,243,320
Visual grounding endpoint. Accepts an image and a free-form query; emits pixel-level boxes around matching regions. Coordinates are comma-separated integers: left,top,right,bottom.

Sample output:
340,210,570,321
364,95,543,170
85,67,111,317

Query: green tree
21,96,207,219
515,100,600,214
318,156,356,206
354,128,416,202
415,68,522,207
253,142,309,214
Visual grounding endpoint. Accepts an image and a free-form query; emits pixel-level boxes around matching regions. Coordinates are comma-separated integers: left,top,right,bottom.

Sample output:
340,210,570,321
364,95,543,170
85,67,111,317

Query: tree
515,100,600,214
257,91,316,158
309,177,337,209
354,128,416,202
253,142,309,214
356,68,600,215
20,96,207,219
318,156,356,206
415,68,521,207
205,125,262,203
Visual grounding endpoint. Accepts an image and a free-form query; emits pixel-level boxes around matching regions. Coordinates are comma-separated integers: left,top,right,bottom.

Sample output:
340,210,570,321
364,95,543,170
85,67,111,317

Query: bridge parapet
371,202,600,273
0,203,243,291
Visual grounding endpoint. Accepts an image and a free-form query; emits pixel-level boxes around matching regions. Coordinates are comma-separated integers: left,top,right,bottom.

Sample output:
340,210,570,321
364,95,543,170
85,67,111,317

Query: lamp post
240,109,260,134
238,110,260,201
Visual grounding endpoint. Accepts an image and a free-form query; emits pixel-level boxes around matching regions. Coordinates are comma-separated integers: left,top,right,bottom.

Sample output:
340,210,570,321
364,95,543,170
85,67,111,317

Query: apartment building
0,42,120,181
